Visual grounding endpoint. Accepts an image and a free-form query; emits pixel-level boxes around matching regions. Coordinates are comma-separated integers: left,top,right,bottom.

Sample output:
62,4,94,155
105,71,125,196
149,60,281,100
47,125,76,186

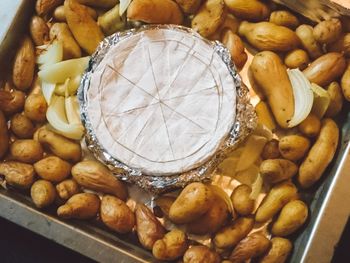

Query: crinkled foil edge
78,25,256,194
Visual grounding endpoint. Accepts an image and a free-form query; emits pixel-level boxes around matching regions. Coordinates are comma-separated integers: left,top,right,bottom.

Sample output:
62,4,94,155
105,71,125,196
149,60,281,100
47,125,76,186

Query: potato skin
208,14,240,40
169,182,215,224
298,119,339,188
258,237,292,263
10,114,35,139
0,162,35,189
261,139,280,160
97,4,125,36
341,63,350,101
269,10,299,29
260,159,298,184
57,193,100,219
100,195,135,234
224,0,269,21
10,139,44,164
298,113,321,138
255,101,276,131
222,30,248,70
230,184,254,216
152,229,188,261
0,111,9,159
271,200,308,236
325,82,343,117
175,0,201,14
34,156,71,183
29,16,49,46
53,5,97,22
0,88,25,116
284,49,310,70
135,203,166,250
31,180,56,208
296,24,323,59
183,246,220,263
36,0,63,15
155,195,176,218
329,33,350,57
24,93,48,123
76,0,118,8
313,18,342,45
56,179,80,200
278,135,310,161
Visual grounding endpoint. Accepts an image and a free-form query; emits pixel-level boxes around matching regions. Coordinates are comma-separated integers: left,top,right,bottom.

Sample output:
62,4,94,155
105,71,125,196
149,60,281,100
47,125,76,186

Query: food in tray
0,0,348,262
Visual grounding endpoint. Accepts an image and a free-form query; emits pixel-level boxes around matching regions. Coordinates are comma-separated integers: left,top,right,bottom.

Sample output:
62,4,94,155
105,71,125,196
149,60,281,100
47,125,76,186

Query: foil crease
78,25,256,194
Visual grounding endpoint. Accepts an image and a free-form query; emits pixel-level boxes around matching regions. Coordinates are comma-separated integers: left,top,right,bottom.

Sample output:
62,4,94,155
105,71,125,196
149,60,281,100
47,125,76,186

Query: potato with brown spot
57,193,100,219
258,237,292,263
279,135,310,161
0,111,9,159
261,139,280,160
269,10,299,29
0,162,35,189
0,88,25,116
34,156,71,183
230,184,254,216
10,139,44,164
313,18,342,45
183,245,220,263
260,159,298,184
222,30,248,70
31,180,56,208
296,24,323,59
298,113,321,138
29,16,49,46
10,114,35,139
224,0,269,21
24,93,48,123
56,179,80,200
284,49,310,70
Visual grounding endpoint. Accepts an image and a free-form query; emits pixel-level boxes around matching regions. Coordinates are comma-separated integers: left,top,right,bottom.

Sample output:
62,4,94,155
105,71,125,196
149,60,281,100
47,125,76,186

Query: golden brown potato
269,10,299,29
0,88,25,116
53,5,97,22
50,23,82,59
341,63,350,101
259,237,292,263
260,159,298,184
191,0,226,37
169,182,215,224
56,179,81,200
135,203,166,250
31,180,56,208
298,113,321,138
24,93,48,123
0,111,9,159
229,233,271,262
328,33,350,57
36,0,63,15
72,160,127,201
155,195,176,218
64,0,104,55
238,22,300,52
76,0,118,8
12,37,35,91
284,49,310,70
278,135,310,161
97,4,125,36
175,0,201,14
261,139,280,160
10,139,44,164
255,101,276,131
271,200,308,236
34,156,71,183
38,128,82,163
29,16,49,46
255,181,298,223
0,161,35,189
295,24,323,59
214,217,255,249
298,119,339,188
208,14,240,40
183,246,220,263
127,0,183,25
313,18,342,45
152,229,188,261
325,82,343,117
224,0,269,21
100,195,135,234
230,184,254,216
222,30,248,70
57,193,100,219
10,114,35,139
303,52,346,87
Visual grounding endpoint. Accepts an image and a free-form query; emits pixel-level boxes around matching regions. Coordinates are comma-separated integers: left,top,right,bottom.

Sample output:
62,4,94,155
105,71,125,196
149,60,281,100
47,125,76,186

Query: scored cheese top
87,28,237,176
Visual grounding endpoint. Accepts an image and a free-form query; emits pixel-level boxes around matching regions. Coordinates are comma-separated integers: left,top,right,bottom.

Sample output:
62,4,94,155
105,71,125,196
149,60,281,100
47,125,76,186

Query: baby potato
224,0,270,21
255,181,298,223
57,193,100,219
100,195,135,234
10,114,35,139
0,111,9,159
208,14,240,41
325,82,343,117
24,93,48,123
271,200,308,236
341,63,350,101
183,245,220,263
56,179,80,200
34,156,71,183
0,161,35,189
298,113,321,138
261,139,280,160
329,33,350,57
284,49,310,70
29,16,49,46
0,87,25,116
295,24,323,59
135,203,166,250
31,180,56,208
269,10,299,29
230,184,254,216
259,237,292,263
222,30,248,70
313,18,342,45
10,139,44,164
214,217,255,249
152,229,188,261
255,101,276,131
36,0,63,15
260,159,298,184
155,195,176,218
98,4,125,36
53,5,97,22
77,0,118,8
175,0,201,14
278,135,310,161
169,182,215,224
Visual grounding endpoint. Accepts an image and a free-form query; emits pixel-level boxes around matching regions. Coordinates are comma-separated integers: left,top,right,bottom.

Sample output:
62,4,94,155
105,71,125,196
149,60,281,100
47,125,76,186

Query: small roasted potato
175,0,201,14
191,0,226,37
153,229,188,261
29,16,49,46
295,24,323,59
56,179,80,200
313,18,342,45
12,37,35,91
255,101,276,131
214,217,255,249
0,88,25,116
127,0,183,25
222,30,248,70
10,114,35,139
50,23,82,59
34,156,71,183
258,237,292,263
298,113,321,138
229,233,271,263
72,160,128,201
329,33,350,57
31,180,56,208
38,128,82,163
269,10,299,29
24,93,48,123
278,135,310,161
183,245,220,263
284,49,310,70
36,0,63,15
98,4,125,36
224,0,269,21
100,195,135,234
0,111,9,159
135,203,166,250
10,139,44,164
0,161,35,189
271,200,308,236
325,82,343,117
341,63,350,101
76,0,118,8
155,195,176,218
208,14,240,40
57,193,100,219
255,181,298,223
261,139,280,160
64,0,104,55
53,5,97,22
260,159,298,184
169,182,215,224
230,184,254,216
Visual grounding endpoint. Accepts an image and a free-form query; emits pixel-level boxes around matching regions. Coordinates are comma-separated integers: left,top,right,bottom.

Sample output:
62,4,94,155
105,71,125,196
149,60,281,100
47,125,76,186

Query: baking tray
0,1,349,262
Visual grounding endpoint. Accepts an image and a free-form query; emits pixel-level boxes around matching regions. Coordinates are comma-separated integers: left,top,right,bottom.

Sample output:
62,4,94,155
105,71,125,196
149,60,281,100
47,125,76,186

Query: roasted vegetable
29,16,49,46
31,180,56,208
230,184,254,216
296,24,323,59
269,10,299,29
34,156,71,183
258,237,292,263
224,0,269,21
260,159,298,184
0,162,35,189
10,114,35,139
183,246,220,263
278,135,310,161
0,111,9,159
57,193,100,219
10,139,44,164
24,93,48,123
313,18,342,45
56,179,81,200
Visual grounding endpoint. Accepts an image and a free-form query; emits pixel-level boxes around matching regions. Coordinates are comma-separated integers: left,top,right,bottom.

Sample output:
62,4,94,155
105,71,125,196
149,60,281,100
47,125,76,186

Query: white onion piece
65,96,81,125
41,82,56,104
37,41,63,69
119,0,132,16
310,83,330,118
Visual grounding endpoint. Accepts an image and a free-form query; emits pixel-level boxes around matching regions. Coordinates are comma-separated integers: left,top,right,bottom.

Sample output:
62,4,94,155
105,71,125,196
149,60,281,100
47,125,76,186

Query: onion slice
119,0,132,16
37,41,63,69
41,81,56,104
310,83,330,118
